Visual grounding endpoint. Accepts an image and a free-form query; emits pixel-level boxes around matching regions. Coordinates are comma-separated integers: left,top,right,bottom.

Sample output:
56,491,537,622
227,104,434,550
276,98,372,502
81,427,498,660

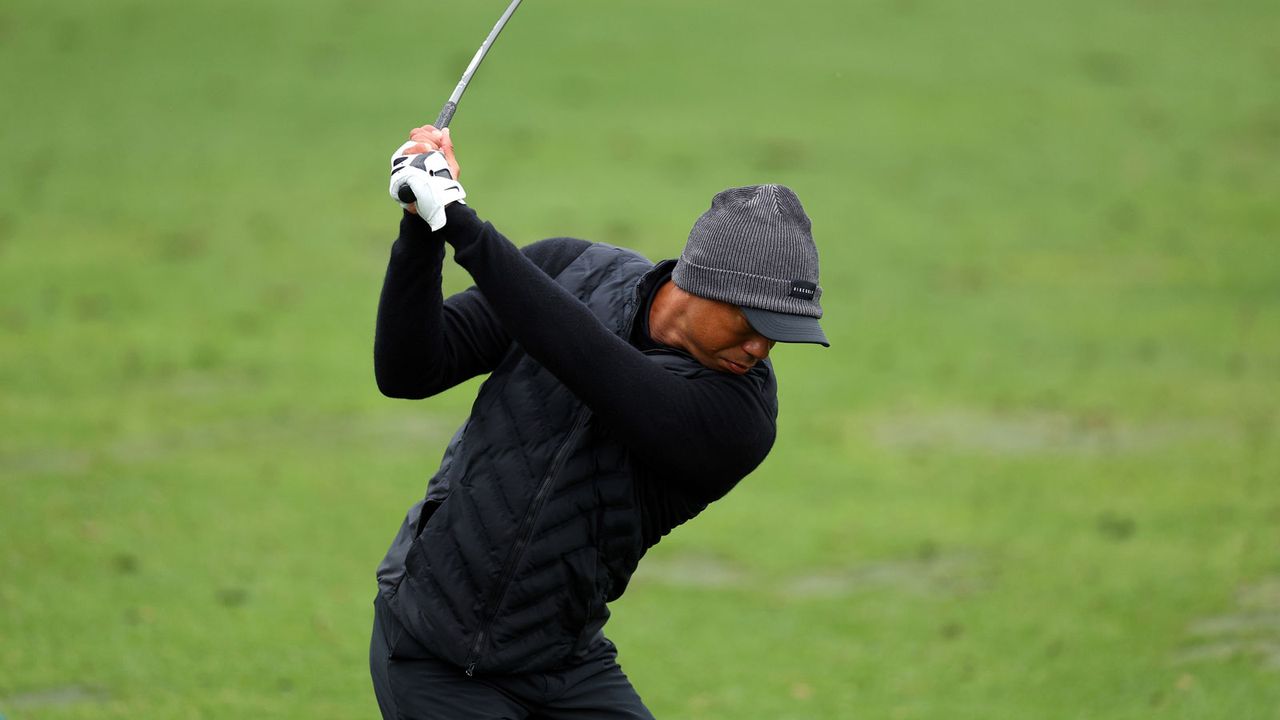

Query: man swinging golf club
368,123,828,718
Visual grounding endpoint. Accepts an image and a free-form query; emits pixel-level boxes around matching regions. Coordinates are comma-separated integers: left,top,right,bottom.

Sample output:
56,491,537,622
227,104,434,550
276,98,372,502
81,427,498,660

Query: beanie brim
742,306,830,347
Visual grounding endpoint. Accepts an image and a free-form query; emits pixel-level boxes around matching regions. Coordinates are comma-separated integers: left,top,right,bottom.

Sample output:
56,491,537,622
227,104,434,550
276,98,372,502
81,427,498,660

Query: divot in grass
869,408,1234,456
0,412,457,473
0,685,108,709
634,551,987,600
632,552,747,589
781,553,986,599
1177,577,1280,669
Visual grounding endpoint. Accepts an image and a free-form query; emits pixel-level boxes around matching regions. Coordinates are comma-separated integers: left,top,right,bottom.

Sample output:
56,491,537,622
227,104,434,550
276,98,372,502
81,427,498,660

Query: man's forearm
373,213,454,398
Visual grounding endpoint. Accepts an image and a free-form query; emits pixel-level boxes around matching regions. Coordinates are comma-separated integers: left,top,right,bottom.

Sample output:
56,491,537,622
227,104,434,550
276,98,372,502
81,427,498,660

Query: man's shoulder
524,238,660,289
519,237,594,277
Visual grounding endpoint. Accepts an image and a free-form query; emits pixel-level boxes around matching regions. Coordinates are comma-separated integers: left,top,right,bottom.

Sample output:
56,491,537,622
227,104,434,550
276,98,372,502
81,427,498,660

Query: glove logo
388,142,466,231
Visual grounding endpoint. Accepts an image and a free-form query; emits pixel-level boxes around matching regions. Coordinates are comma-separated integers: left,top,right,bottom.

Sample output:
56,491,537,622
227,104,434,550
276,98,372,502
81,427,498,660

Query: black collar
630,259,677,351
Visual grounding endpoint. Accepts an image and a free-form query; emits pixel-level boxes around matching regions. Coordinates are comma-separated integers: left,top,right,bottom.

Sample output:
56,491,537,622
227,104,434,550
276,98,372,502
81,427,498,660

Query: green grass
2,0,1279,717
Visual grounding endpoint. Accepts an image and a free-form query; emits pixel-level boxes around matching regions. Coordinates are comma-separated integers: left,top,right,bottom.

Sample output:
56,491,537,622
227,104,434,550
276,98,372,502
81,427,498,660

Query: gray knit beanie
672,184,828,346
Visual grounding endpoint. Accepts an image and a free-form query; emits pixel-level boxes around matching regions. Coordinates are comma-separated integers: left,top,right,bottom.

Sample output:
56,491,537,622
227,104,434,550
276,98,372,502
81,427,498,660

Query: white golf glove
389,141,466,231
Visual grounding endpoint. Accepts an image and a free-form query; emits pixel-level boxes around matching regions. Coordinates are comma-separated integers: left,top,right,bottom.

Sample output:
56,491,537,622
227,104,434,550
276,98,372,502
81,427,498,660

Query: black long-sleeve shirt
375,205,777,523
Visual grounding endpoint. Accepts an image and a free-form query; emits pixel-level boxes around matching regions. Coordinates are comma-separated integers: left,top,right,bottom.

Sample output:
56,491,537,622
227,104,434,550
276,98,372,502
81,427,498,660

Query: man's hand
389,126,465,231
408,125,461,180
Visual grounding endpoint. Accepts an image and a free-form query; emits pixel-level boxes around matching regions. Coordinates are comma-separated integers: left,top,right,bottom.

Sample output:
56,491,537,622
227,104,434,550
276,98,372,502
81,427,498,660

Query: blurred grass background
2,0,1279,717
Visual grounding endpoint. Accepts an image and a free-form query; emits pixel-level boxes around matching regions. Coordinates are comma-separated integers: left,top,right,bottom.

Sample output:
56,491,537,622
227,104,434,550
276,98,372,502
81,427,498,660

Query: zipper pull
465,662,476,677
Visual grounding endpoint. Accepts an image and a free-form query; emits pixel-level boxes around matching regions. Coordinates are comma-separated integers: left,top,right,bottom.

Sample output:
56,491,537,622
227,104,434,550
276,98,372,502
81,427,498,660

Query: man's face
681,294,777,375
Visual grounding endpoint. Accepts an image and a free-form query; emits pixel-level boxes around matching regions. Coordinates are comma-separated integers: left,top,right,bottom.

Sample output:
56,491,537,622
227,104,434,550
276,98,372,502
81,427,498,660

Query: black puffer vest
378,243,692,675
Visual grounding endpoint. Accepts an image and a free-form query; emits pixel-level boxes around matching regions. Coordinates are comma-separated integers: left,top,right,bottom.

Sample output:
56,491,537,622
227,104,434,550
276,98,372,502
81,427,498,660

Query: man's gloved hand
389,126,465,231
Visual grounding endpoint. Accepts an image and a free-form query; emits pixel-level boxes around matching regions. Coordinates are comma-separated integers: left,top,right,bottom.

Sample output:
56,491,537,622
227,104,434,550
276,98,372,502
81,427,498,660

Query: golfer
370,125,828,718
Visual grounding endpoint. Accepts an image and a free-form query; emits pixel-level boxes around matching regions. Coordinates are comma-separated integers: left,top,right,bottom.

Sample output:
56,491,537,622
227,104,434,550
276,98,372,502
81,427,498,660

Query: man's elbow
378,384,430,400
374,368,434,400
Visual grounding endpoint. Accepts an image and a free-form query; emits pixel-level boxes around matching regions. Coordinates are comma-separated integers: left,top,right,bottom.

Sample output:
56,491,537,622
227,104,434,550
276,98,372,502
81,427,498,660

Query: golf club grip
435,101,457,129
396,102,457,204
397,183,418,204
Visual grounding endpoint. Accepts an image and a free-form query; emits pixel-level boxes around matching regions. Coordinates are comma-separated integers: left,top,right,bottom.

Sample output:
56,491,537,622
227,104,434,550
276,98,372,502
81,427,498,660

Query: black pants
370,594,655,719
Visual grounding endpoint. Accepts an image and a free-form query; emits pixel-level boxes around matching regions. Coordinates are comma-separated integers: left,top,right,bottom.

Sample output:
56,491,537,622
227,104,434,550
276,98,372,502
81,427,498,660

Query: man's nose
743,335,774,361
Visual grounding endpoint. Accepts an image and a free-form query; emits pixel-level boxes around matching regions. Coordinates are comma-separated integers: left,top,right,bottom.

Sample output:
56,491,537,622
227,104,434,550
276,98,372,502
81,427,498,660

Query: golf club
397,0,523,204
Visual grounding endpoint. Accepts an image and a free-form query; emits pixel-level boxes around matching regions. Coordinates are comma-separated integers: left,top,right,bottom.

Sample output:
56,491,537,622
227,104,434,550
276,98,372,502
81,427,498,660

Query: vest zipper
463,407,592,677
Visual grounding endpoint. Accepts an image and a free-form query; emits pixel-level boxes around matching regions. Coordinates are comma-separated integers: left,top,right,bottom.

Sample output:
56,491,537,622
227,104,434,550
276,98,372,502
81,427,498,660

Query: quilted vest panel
387,243,657,675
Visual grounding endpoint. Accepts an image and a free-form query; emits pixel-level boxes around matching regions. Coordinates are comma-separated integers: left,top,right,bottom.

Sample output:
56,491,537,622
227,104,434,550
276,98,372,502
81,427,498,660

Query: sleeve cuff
438,203,486,251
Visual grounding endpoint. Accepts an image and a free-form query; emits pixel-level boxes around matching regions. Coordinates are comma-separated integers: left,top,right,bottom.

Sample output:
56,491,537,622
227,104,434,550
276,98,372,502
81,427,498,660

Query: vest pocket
377,596,434,661
414,498,445,537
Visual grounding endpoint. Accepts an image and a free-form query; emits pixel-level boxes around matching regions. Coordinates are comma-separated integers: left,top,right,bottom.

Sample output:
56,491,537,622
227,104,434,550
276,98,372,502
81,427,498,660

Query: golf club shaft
400,0,523,204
